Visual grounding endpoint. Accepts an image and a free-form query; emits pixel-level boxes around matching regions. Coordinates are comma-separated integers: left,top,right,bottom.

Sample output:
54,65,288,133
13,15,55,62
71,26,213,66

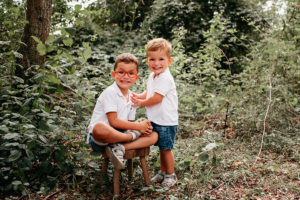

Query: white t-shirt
87,82,136,142
146,68,178,126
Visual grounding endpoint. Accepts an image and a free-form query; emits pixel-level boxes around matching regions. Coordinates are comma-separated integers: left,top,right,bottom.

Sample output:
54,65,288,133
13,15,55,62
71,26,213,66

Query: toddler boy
131,38,178,187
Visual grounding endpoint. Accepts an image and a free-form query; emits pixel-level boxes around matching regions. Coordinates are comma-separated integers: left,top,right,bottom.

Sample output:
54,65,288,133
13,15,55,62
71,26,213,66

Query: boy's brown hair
146,38,172,58
114,53,139,72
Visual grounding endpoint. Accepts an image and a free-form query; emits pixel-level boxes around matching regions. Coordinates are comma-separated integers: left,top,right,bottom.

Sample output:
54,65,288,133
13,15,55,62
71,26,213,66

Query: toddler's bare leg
160,150,175,175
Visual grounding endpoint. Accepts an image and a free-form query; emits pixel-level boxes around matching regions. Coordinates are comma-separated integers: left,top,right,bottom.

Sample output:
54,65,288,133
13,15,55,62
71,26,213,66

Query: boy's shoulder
99,82,117,97
101,82,125,99
158,69,175,82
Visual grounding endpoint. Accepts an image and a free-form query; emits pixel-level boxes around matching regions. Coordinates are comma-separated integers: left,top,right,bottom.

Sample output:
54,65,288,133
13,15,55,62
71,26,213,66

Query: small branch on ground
253,74,272,166
43,189,62,200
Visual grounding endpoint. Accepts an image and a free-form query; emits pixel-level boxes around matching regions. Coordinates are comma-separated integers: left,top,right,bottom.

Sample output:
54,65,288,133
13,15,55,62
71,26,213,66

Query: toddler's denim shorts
151,122,178,151
89,128,126,152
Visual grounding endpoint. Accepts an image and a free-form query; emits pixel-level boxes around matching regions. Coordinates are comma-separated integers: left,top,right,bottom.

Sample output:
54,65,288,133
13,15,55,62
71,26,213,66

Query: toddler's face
111,62,139,92
146,50,172,77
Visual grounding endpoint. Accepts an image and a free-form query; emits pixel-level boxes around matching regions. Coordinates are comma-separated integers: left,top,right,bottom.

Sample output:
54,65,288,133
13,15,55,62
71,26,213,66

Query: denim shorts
151,122,178,151
89,128,127,152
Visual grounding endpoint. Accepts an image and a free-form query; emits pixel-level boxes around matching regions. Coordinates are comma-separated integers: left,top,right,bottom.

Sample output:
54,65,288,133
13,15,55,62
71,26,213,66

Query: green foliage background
0,0,299,198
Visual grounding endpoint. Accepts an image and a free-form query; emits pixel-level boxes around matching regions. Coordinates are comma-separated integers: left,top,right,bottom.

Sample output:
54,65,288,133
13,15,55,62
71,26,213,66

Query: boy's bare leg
92,121,133,143
160,150,175,174
123,131,158,150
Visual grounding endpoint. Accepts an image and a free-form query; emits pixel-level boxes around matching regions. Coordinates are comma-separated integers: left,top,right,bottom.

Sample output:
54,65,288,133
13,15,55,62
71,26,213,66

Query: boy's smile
146,50,173,77
111,62,139,95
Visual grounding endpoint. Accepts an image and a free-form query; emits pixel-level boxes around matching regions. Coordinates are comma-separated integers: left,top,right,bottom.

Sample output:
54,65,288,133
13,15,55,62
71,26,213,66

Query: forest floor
29,130,300,199
9,117,300,200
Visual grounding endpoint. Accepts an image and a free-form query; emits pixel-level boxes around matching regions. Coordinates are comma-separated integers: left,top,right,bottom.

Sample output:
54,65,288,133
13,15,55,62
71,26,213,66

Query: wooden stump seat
100,147,150,196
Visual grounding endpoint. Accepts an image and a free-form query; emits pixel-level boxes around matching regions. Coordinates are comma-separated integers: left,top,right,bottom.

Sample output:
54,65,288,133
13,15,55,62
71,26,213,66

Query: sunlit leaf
62,38,73,47
37,42,46,56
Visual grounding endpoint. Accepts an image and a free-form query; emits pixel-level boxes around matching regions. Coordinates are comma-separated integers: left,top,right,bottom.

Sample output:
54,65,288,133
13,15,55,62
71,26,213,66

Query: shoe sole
105,146,125,170
161,178,177,188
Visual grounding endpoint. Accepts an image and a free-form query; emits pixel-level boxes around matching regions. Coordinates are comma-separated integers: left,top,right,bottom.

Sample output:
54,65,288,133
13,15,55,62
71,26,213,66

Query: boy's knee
92,122,108,141
151,131,159,144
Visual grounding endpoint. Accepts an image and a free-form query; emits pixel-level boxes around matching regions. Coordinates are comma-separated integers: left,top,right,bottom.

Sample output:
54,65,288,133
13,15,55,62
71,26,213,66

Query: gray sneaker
151,170,165,184
105,143,125,169
161,173,177,188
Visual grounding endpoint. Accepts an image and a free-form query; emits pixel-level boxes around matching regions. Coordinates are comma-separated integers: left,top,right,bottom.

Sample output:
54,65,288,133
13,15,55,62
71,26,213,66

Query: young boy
88,53,158,170
131,38,178,188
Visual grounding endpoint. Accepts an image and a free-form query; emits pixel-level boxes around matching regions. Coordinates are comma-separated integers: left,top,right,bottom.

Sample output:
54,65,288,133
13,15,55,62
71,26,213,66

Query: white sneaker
105,143,125,169
161,173,177,188
151,170,165,184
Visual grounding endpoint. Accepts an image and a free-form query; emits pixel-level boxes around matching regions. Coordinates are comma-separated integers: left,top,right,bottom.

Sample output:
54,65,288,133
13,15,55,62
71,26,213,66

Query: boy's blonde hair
114,53,139,72
146,38,172,58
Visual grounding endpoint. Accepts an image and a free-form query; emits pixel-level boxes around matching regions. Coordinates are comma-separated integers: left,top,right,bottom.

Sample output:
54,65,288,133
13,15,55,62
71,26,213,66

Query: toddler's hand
131,96,143,107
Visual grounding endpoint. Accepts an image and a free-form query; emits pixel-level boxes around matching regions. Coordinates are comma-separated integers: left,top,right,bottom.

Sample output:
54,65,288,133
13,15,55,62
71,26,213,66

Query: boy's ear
111,71,116,79
168,57,173,65
146,58,148,63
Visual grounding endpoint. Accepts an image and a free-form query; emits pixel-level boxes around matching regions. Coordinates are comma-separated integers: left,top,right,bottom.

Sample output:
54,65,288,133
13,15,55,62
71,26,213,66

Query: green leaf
75,4,82,11
65,118,74,126
0,125,9,133
198,152,209,162
202,142,217,151
0,41,10,45
31,36,42,43
37,42,46,56
88,161,99,169
62,38,73,47
13,51,23,59
12,180,22,186
3,133,19,140
38,135,48,144
83,47,91,59
45,35,55,45
82,42,89,48
8,150,22,162
46,73,61,84
5,142,20,147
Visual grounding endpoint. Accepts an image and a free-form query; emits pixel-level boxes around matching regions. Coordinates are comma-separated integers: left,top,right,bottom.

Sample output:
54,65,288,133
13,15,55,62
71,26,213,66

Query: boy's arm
107,112,152,134
132,92,163,107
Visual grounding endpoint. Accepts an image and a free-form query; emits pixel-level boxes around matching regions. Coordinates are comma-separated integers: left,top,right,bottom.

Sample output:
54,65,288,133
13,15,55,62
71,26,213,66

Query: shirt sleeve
102,88,118,113
152,76,172,96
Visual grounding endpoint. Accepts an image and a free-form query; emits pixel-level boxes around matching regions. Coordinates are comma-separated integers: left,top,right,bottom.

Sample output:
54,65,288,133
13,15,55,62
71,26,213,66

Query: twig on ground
253,75,272,166
43,189,62,200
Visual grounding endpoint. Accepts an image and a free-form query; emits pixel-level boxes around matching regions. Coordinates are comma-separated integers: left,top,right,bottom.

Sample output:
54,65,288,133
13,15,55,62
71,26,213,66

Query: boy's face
111,62,139,92
146,49,173,76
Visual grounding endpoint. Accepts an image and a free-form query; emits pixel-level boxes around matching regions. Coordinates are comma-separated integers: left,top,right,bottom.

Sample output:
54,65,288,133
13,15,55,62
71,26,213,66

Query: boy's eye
129,72,135,76
118,71,125,75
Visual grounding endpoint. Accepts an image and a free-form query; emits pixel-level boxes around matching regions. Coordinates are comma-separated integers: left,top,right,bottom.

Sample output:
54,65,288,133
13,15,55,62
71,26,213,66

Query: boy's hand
131,92,139,98
138,120,153,135
131,96,143,107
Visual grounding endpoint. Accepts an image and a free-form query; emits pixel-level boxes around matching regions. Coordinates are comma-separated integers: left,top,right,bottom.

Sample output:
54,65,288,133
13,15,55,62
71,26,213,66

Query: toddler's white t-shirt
146,68,178,126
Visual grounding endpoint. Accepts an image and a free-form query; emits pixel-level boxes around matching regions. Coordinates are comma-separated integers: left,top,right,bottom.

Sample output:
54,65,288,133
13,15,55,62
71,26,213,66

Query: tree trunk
16,0,52,78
